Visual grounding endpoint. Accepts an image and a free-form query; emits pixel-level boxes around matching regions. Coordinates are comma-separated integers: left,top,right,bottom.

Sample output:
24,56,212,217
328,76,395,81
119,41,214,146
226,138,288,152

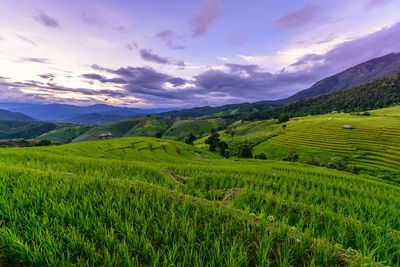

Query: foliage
278,113,290,123
283,148,299,162
305,156,321,166
327,157,346,170
184,133,196,145
35,139,51,146
254,152,267,159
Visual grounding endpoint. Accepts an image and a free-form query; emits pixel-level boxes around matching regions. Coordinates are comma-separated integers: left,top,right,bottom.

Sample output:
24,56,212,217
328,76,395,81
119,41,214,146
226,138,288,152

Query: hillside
73,116,228,142
195,106,400,179
282,52,400,103
0,121,58,139
0,108,35,121
0,137,397,265
38,125,93,143
60,112,134,125
258,72,400,119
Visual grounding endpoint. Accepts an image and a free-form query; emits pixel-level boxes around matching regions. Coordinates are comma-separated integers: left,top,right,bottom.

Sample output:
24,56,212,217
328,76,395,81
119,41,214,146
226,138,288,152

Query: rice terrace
2,0,400,266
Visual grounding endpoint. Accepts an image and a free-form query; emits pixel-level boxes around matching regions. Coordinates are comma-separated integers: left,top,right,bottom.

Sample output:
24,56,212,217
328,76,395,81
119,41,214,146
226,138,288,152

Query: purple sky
0,0,399,108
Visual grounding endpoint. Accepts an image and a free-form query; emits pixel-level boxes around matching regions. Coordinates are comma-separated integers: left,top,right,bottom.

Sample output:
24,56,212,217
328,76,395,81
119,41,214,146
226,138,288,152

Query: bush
283,149,298,162
36,139,51,146
281,124,287,130
278,113,290,124
305,157,321,166
327,157,346,170
362,111,370,116
238,143,253,158
155,132,162,138
254,153,267,160
346,164,358,174
184,133,196,145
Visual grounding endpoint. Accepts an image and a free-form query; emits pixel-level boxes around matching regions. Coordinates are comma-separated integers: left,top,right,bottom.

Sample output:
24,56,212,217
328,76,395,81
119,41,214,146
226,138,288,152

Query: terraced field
253,107,400,174
0,137,399,265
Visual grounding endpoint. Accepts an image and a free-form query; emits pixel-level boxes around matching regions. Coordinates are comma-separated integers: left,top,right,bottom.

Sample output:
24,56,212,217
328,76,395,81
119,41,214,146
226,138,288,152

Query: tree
278,113,290,123
36,139,51,146
255,153,267,159
205,130,220,152
217,141,228,157
185,133,196,145
238,143,253,158
155,132,162,138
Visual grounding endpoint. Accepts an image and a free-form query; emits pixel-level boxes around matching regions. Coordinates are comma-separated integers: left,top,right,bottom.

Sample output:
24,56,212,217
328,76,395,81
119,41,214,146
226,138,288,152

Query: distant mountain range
0,103,175,125
0,108,35,121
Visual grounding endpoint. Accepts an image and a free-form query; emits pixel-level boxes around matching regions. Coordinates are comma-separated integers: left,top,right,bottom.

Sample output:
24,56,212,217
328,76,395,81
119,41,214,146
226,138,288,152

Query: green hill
0,137,398,265
73,116,228,142
0,120,58,139
38,125,93,143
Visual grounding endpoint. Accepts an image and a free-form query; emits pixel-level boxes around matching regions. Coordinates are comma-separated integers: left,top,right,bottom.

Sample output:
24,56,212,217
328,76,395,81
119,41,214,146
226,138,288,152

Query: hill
281,52,400,104
60,112,133,125
0,121,58,139
73,116,228,142
255,72,400,119
0,137,397,265
0,108,35,121
37,125,93,143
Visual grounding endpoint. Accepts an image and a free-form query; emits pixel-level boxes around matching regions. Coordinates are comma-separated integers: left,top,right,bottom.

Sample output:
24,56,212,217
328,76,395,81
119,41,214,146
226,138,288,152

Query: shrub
362,111,370,116
184,133,196,145
278,113,290,124
283,148,298,162
305,156,321,166
155,132,162,138
282,124,287,130
327,157,346,170
346,164,358,174
36,140,51,146
255,153,267,160
238,143,253,158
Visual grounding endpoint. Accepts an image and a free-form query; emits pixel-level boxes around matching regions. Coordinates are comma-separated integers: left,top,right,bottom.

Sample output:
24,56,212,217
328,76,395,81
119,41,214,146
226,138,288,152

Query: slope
0,137,397,265
0,108,35,121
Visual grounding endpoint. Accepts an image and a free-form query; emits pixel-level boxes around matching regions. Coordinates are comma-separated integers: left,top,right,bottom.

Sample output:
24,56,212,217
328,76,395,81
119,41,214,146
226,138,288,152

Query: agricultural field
254,107,400,175
73,117,227,143
0,137,398,265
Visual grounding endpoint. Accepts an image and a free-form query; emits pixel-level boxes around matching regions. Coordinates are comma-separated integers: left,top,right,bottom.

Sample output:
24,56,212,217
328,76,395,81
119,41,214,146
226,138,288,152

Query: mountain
60,113,134,125
260,73,400,118
0,103,175,123
280,52,400,104
160,53,400,119
0,108,35,121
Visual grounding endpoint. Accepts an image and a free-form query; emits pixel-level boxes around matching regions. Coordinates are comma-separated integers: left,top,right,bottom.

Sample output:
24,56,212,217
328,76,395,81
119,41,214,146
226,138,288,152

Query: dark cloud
38,73,55,81
190,0,220,36
155,30,185,50
273,1,321,30
81,11,103,27
14,34,36,45
82,73,127,84
20,57,50,64
228,35,248,46
126,42,138,51
116,26,129,33
139,49,185,66
34,9,61,28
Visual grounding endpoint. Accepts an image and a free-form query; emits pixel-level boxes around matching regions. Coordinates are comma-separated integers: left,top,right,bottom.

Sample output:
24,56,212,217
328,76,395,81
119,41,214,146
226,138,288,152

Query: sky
0,0,400,108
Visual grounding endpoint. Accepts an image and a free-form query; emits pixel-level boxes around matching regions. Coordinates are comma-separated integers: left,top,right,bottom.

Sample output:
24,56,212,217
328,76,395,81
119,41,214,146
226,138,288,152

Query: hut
99,132,113,139
343,125,354,129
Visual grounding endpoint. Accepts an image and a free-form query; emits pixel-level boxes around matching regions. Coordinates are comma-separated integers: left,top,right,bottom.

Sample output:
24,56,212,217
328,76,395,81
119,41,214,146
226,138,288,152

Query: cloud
14,34,36,45
81,11,103,27
155,30,185,50
364,0,392,9
273,1,321,30
139,49,185,66
190,0,220,36
126,42,138,51
33,9,61,28
290,21,400,74
228,35,248,46
115,26,129,33
20,57,50,64
38,73,55,81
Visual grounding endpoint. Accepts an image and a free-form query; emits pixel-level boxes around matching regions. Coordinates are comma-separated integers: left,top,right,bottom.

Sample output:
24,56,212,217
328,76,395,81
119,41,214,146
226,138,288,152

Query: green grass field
0,136,398,265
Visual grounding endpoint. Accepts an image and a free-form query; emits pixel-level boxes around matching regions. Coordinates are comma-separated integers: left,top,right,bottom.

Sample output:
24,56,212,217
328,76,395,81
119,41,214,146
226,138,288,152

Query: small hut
99,132,113,139
343,125,354,129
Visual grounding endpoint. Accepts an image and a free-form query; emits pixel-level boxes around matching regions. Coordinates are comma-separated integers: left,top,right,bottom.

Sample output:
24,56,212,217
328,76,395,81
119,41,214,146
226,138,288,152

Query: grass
0,136,398,265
